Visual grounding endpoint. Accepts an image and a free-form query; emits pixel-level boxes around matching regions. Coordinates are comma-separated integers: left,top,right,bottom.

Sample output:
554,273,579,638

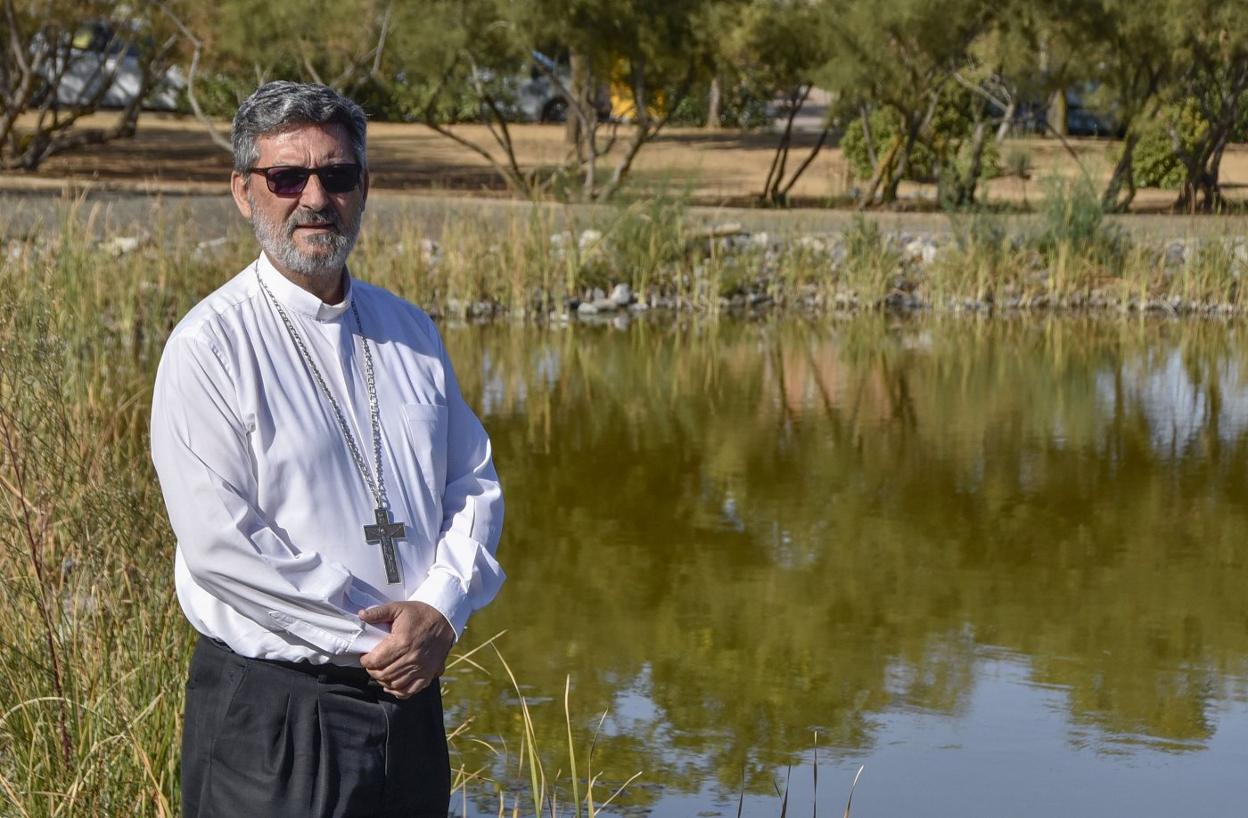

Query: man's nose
299,172,329,208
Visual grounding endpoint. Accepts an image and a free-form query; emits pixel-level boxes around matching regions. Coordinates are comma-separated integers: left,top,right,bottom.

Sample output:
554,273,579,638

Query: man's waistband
200,634,380,687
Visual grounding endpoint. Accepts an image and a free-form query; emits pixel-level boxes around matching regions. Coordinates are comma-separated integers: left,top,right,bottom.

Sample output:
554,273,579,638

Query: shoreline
6,192,1248,323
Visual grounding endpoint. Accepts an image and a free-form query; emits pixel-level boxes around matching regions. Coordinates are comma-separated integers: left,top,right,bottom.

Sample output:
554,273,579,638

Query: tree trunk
994,100,1016,142
1102,131,1139,213
565,50,588,148
1048,90,1068,138
950,117,989,207
859,136,902,209
705,75,722,129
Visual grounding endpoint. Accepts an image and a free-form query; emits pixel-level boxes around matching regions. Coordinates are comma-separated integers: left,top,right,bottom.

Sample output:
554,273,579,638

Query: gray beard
247,192,360,283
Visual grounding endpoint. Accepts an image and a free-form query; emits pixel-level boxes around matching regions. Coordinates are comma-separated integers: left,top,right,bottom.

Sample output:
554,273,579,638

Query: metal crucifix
363,507,406,584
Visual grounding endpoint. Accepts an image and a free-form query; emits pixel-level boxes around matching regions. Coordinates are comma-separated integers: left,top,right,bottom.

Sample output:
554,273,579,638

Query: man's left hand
358,601,455,699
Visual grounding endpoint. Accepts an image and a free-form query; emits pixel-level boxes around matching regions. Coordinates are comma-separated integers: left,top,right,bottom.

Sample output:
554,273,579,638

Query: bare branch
370,2,393,77
155,1,233,152
952,71,1010,112
301,46,326,86
779,126,831,200
600,59,697,200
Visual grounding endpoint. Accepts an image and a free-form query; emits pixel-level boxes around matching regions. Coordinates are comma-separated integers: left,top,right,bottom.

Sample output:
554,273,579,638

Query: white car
38,22,184,112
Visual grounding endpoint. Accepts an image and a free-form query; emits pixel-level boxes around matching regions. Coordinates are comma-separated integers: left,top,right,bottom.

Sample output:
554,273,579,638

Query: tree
1162,0,1248,213
719,0,833,206
383,0,725,201
0,0,182,171
1021,0,1171,212
822,0,995,208
518,0,722,200
175,0,400,152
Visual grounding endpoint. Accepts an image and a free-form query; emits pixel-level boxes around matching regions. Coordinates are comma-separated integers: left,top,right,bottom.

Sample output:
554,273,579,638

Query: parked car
1064,106,1120,138
483,51,611,123
36,21,184,112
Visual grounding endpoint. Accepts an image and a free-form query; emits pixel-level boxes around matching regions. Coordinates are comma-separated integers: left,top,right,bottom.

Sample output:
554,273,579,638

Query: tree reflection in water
439,316,1248,812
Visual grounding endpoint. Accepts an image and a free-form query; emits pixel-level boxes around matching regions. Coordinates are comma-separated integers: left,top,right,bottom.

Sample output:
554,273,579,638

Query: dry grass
9,111,1248,210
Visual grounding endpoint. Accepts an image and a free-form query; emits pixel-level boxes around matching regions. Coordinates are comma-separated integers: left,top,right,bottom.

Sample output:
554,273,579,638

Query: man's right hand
358,601,455,698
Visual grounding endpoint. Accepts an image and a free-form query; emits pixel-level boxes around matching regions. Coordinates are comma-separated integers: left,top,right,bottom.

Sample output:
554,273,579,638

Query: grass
358,179,1248,315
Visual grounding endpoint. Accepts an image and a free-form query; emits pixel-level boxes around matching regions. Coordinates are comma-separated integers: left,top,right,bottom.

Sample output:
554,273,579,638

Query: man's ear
230,171,252,219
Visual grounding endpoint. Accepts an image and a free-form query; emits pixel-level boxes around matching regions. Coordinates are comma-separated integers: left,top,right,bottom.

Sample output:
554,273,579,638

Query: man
150,81,504,817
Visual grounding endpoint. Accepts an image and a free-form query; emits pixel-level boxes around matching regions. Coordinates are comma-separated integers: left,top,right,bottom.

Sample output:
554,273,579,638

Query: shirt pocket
402,402,449,508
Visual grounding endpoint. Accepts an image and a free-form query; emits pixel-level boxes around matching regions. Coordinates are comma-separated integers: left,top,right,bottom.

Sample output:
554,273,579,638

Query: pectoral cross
363,507,405,584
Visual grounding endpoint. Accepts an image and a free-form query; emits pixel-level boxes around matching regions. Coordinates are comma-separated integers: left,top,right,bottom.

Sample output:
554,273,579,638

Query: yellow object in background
608,60,665,122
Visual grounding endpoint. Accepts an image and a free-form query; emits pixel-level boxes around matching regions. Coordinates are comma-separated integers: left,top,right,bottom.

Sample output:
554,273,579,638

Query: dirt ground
8,111,1248,212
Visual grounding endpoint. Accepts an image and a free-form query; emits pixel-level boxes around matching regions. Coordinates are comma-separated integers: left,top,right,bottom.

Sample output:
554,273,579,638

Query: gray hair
232,81,368,174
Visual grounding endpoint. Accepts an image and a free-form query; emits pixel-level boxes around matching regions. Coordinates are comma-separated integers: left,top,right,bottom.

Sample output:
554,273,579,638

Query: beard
248,192,361,283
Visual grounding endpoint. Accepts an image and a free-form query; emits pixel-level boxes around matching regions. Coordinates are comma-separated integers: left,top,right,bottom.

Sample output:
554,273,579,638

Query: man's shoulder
165,263,260,350
353,279,441,348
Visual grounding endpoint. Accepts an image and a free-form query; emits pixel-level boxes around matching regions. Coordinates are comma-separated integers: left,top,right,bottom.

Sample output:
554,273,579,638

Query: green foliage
666,80,773,128
840,107,905,179
840,97,1001,184
1033,175,1129,266
1003,147,1032,179
1131,101,1210,189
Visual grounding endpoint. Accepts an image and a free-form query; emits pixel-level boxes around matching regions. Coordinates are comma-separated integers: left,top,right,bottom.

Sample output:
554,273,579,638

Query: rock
101,235,142,256
1165,239,1189,267
608,283,633,306
903,236,938,265
419,238,440,265
194,236,229,258
578,229,604,253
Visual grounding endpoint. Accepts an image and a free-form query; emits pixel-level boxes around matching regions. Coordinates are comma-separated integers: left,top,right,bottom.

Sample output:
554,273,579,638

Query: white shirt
150,253,504,665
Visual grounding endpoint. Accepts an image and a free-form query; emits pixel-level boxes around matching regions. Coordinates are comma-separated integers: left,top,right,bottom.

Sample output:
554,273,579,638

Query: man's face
230,123,369,284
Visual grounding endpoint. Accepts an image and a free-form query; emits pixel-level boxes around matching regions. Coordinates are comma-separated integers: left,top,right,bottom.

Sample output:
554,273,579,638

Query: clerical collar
255,252,353,322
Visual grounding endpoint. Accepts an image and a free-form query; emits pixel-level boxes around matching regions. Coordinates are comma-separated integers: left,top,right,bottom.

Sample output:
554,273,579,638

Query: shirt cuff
267,610,360,655
409,570,470,640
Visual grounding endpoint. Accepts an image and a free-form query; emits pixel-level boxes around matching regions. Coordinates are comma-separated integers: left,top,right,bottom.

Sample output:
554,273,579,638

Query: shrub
1130,101,1207,189
1003,148,1032,180
1033,175,1129,267
840,99,1000,184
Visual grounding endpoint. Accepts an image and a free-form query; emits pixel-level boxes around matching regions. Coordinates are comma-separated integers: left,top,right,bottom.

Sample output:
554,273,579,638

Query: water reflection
439,316,1248,815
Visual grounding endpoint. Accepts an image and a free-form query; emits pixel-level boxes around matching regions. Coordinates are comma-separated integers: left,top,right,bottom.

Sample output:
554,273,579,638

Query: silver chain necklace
257,267,406,584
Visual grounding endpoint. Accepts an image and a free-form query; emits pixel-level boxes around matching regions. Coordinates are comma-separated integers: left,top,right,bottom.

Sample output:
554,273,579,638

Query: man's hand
358,601,455,699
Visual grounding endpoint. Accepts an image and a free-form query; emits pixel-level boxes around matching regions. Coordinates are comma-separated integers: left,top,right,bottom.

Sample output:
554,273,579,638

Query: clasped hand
358,601,455,699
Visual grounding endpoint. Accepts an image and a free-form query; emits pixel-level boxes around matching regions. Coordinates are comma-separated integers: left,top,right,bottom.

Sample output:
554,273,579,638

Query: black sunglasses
249,163,363,195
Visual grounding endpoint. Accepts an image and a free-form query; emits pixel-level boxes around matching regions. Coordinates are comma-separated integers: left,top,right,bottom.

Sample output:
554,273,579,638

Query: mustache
286,208,342,233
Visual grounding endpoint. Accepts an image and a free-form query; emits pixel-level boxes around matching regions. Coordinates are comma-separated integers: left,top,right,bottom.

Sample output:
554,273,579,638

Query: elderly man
150,81,504,817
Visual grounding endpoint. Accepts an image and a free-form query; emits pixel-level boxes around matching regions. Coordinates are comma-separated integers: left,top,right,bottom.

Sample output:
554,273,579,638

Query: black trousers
182,635,451,818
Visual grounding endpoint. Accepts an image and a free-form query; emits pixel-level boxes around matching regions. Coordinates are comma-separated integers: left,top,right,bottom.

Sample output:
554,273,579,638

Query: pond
439,315,1248,817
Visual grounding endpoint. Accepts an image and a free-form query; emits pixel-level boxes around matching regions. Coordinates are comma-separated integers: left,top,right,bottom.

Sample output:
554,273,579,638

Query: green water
440,316,1248,817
